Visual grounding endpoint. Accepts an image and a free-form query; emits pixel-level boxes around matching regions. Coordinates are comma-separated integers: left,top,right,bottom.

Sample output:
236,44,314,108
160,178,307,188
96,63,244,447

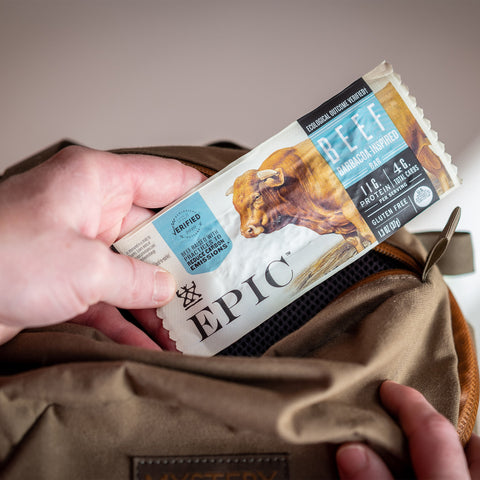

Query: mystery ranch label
114,62,459,356
133,454,289,480
298,78,439,241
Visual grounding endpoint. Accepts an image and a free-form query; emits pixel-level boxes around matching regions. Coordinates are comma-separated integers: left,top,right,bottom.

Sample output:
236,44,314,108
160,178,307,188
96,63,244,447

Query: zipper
373,241,423,275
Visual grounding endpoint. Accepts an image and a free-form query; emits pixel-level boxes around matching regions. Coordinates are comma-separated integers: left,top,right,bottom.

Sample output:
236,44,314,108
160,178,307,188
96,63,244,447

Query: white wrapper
114,61,460,356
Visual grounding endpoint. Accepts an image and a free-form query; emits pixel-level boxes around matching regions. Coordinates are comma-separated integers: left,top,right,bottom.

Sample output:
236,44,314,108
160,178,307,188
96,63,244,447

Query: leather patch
132,453,289,480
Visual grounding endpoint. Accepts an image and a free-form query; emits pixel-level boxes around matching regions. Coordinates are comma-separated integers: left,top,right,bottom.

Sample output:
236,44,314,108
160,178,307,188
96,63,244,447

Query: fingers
336,443,394,480
0,145,204,345
337,381,473,480
56,146,205,212
113,152,206,208
38,146,205,240
116,205,156,239
380,381,470,480
71,303,161,350
466,433,480,478
130,308,178,351
94,245,177,309
0,324,21,345
97,204,155,244
67,237,177,314
50,146,206,208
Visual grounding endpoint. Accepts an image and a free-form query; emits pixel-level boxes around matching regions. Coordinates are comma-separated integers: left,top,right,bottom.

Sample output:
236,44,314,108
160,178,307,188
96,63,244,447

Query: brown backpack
0,141,477,479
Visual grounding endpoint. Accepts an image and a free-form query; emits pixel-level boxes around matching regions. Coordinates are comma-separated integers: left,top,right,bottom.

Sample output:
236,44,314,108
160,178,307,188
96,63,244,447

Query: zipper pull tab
422,207,461,282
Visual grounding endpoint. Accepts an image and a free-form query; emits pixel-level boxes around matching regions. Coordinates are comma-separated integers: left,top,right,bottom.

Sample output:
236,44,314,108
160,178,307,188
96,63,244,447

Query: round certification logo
413,186,434,208
171,209,202,239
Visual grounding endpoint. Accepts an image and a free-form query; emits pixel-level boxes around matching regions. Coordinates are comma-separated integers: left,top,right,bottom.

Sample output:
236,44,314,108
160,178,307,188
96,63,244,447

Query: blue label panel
308,93,408,188
153,192,232,274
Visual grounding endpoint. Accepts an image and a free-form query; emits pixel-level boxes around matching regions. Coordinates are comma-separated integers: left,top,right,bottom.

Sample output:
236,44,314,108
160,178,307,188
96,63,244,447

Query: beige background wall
1,0,479,327
1,0,479,167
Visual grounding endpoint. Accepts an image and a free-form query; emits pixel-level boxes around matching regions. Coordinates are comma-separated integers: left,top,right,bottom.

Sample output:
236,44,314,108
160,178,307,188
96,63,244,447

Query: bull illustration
226,139,376,253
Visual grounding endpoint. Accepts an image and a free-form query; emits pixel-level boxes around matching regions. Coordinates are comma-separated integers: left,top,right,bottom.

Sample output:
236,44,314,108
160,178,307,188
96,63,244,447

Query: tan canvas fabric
0,142,476,479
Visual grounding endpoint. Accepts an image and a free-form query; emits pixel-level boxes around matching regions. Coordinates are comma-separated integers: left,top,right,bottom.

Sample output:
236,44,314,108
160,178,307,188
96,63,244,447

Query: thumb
75,240,177,311
336,444,394,480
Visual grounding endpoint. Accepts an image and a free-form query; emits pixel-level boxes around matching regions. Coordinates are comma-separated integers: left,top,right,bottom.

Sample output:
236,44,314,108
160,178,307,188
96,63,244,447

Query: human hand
0,146,205,348
336,380,480,479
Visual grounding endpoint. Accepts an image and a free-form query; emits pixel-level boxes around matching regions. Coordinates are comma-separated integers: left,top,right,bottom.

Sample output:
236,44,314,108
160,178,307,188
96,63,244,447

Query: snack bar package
114,61,460,356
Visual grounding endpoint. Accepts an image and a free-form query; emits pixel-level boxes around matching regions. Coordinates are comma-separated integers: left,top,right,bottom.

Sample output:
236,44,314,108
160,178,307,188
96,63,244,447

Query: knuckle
54,145,92,162
52,145,100,177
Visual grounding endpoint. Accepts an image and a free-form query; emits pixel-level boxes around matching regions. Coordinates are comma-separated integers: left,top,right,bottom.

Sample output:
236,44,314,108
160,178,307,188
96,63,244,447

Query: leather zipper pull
422,207,461,282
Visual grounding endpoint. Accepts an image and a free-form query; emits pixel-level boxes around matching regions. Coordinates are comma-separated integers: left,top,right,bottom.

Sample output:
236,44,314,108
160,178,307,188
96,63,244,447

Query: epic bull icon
226,139,376,253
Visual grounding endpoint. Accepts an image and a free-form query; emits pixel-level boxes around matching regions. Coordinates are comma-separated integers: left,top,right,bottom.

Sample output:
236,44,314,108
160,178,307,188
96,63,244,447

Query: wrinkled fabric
0,142,474,480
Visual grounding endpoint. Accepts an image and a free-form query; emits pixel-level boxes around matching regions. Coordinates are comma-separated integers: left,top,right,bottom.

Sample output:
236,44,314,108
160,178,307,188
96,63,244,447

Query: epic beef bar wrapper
114,61,460,356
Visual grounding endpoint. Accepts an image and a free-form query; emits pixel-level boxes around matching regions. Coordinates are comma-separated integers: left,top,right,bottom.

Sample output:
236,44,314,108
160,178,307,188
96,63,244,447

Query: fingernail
153,269,176,304
337,444,368,477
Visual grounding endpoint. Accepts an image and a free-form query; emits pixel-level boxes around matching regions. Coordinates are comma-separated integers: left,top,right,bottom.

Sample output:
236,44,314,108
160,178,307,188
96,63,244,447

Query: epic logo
186,255,293,342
